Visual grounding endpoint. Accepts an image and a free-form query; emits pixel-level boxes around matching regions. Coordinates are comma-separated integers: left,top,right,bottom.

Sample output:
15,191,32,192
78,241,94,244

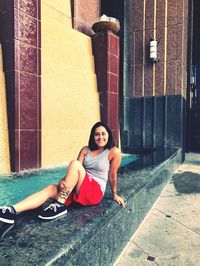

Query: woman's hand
113,193,126,208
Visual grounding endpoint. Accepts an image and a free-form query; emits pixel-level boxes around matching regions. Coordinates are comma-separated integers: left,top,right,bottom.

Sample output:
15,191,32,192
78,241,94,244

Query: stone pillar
0,0,41,172
92,31,120,145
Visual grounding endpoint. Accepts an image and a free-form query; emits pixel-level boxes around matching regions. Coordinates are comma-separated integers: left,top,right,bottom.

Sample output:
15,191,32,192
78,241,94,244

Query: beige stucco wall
42,1,100,167
0,44,10,174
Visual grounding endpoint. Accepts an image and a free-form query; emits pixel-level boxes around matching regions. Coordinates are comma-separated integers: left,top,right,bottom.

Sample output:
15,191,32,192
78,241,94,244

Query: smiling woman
0,122,125,225
94,126,109,149
88,122,115,151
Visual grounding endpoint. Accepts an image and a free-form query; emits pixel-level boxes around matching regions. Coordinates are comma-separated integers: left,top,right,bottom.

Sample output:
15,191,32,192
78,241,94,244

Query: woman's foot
0,206,16,224
38,201,67,220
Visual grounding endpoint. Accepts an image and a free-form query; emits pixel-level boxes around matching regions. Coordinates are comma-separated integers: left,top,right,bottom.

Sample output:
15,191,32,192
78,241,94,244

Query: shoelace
1,207,10,213
44,203,57,212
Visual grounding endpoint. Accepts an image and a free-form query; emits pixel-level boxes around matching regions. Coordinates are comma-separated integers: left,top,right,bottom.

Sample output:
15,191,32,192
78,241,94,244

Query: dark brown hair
88,122,115,151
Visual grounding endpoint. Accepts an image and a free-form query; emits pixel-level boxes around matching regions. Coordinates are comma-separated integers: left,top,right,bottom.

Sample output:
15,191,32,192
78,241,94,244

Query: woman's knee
69,160,83,169
46,184,58,195
68,160,86,180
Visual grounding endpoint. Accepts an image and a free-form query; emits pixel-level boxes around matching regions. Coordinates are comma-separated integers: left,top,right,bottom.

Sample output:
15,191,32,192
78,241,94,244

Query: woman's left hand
113,194,126,208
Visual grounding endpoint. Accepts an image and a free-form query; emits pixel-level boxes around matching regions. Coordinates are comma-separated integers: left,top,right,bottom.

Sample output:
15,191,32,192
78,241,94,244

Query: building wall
0,44,10,174
0,0,41,172
0,0,188,172
72,0,100,36
125,0,187,98
122,0,188,151
41,1,100,167
0,0,100,173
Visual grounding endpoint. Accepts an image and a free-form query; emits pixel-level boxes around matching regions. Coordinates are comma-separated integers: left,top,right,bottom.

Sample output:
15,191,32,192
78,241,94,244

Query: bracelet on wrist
113,192,117,195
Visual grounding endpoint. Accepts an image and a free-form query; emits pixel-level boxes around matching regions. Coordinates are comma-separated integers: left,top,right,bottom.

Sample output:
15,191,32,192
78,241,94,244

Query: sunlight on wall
41,1,100,167
0,44,10,173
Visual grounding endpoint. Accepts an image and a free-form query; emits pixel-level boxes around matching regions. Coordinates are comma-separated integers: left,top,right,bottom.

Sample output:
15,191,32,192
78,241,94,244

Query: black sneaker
0,206,16,224
38,202,67,220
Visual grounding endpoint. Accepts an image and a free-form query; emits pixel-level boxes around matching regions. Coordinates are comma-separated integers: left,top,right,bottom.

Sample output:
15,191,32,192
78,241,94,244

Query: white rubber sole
38,209,68,220
0,217,15,224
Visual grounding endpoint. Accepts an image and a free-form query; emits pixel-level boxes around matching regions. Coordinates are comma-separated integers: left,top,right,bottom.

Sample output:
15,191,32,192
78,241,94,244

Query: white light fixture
190,65,196,86
149,39,158,63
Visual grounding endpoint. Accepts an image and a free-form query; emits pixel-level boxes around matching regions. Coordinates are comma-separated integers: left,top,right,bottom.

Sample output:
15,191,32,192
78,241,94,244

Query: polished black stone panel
182,97,186,160
137,164,171,223
126,95,183,151
154,96,165,147
0,148,182,265
122,96,130,129
143,97,153,147
165,95,183,147
120,129,128,148
128,97,143,147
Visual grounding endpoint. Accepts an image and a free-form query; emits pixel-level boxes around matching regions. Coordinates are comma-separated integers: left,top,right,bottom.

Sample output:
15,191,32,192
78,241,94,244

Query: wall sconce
149,39,158,63
190,65,196,86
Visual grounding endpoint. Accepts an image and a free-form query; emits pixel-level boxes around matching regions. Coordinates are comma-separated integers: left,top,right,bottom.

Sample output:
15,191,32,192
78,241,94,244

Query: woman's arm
108,147,125,208
77,146,88,164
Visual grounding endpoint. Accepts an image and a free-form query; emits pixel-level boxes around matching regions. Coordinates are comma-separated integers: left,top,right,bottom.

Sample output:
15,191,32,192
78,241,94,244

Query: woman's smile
94,126,109,148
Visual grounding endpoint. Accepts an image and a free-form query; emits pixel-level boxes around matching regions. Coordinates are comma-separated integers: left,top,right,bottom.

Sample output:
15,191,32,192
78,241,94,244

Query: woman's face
94,126,109,149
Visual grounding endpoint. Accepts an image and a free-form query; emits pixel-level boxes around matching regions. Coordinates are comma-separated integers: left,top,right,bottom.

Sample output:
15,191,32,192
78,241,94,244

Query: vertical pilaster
92,31,120,144
0,0,41,172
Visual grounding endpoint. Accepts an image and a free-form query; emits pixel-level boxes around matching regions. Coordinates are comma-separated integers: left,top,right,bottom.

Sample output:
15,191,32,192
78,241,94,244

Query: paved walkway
114,153,200,266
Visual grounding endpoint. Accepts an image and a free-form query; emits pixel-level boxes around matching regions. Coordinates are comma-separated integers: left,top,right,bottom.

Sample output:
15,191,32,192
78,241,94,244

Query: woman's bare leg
12,160,85,212
56,160,86,204
13,184,58,213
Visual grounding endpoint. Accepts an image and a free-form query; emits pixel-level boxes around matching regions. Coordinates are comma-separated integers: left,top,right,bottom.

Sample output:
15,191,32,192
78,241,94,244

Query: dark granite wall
124,95,184,150
122,0,188,152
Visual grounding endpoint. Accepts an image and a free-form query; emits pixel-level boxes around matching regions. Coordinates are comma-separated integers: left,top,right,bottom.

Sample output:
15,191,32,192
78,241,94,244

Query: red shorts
65,173,103,206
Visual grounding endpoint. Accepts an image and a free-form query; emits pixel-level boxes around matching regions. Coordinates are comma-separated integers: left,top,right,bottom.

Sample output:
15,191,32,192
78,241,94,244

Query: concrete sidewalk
114,153,200,266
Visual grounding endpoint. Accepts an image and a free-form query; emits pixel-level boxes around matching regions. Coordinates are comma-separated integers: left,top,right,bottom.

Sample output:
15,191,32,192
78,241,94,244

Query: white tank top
83,148,110,193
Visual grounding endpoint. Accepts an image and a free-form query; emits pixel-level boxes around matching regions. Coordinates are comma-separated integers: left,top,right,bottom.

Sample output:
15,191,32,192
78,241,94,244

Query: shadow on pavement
173,171,200,193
